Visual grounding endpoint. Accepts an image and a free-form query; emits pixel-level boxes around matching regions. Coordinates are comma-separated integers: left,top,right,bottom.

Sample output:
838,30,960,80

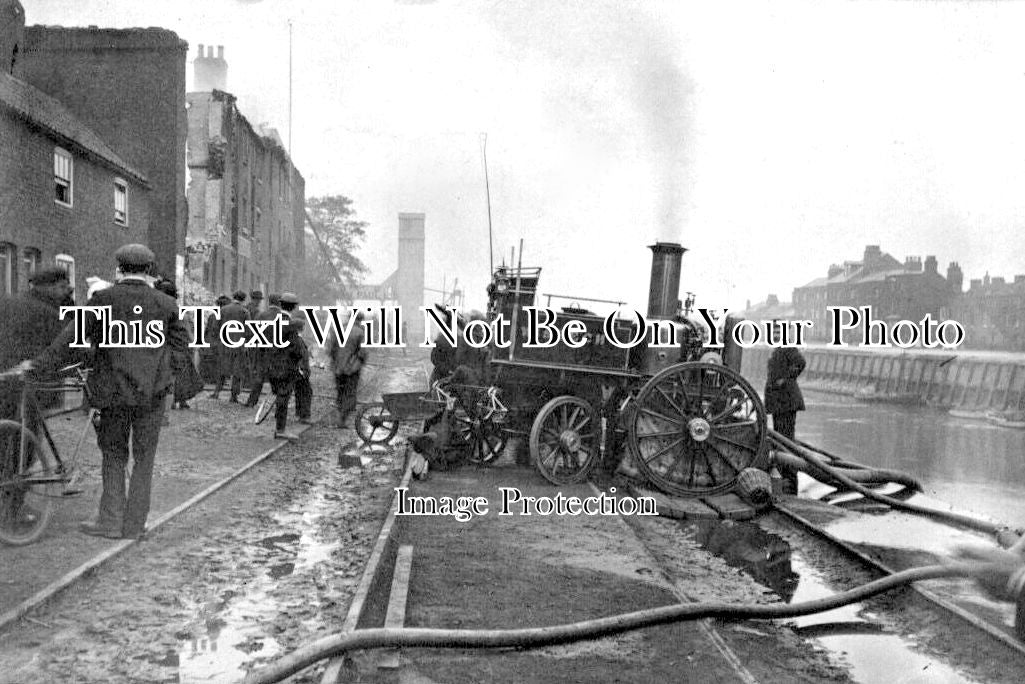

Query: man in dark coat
0,266,75,376
764,331,806,495
154,279,202,409
210,290,250,403
428,306,460,386
32,244,188,539
279,292,312,423
325,310,366,426
199,295,230,383
263,316,304,441
244,292,282,407
0,267,75,523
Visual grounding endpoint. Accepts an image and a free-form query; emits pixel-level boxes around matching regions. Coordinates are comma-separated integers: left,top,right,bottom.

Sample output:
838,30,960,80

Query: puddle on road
168,473,352,682
682,519,982,683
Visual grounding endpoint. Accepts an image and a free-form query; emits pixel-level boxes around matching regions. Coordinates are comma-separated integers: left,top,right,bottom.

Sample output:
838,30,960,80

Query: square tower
397,212,425,342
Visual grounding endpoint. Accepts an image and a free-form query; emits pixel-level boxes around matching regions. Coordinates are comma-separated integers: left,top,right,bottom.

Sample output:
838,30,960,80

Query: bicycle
0,364,95,546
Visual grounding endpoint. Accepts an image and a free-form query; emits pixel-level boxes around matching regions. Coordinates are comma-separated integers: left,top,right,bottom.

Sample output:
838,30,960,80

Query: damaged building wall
186,66,305,297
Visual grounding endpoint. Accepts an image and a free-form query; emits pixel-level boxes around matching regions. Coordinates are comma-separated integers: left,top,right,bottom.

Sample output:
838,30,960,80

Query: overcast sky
23,0,1025,313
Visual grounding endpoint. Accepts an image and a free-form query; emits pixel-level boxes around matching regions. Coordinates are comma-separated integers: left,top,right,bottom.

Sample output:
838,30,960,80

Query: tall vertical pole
288,20,293,157
481,133,494,277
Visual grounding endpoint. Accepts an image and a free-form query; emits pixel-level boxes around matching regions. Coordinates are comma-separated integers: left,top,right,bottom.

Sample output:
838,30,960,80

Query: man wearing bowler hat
30,243,188,539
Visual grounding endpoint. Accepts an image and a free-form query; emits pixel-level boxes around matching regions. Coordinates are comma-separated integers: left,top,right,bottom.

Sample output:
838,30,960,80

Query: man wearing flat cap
0,266,77,527
30,243,188,539
0,266,75,373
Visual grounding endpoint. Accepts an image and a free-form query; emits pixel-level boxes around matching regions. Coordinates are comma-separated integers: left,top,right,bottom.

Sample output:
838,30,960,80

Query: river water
797,390,1025,528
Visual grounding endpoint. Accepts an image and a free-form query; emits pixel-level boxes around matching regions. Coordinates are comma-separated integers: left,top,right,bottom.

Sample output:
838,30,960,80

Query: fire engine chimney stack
647,242,687,319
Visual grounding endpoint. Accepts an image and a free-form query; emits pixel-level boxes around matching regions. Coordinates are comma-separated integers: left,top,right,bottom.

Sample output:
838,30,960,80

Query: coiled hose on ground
768,429,1025,548
243,561,1020,684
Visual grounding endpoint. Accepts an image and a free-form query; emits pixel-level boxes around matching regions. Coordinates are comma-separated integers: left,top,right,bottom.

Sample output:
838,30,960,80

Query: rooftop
0,71,149,184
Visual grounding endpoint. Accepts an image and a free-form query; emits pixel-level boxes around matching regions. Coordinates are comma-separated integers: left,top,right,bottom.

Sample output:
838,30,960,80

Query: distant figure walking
764,329,806,495
210,290,249,403
326,310,366,427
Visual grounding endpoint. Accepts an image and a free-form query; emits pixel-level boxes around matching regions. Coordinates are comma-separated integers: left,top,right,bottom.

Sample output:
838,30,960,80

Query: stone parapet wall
742,346,1025,412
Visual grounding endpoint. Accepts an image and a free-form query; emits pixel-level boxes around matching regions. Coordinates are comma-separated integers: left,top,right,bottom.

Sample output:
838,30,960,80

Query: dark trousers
269,375,295,432
94,402,164,535
294,374,312,420
213,373,242,400
334,372,360,416
771,411,799,493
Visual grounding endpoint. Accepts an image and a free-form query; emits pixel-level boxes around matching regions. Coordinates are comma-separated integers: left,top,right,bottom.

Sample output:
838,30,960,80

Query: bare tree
300,195,369,303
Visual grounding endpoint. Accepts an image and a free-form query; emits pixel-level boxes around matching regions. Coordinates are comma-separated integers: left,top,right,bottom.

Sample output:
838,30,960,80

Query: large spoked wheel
454,410,508,465
0,419,58,546
530,396,600,485
627,362,767,497
354,402,400,445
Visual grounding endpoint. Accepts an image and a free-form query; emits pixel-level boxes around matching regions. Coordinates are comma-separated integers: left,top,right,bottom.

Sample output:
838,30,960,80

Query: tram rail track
773,500,1025,659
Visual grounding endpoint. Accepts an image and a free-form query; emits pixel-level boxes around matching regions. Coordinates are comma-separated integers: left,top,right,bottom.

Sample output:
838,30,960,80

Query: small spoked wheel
453,410,508,465
530,395,599,485
354,402,400,445
627,362,767,497
0,420,58,546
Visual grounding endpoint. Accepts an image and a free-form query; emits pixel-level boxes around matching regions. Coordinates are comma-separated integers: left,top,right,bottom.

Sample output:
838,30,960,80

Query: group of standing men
0,242,367,543
201,289,312,442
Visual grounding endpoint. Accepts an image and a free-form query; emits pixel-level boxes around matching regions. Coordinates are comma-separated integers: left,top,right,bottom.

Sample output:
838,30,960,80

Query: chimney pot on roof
197,43,204,56
217,45,224,59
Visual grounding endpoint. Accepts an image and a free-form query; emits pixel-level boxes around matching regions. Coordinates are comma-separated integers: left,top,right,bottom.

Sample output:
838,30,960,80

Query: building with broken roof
185,45,305,296
792,245,962,342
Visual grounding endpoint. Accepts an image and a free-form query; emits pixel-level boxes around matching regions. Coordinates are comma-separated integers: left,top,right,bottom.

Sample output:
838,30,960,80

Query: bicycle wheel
354,403,400,445
254,396,276,425
0,419,57,546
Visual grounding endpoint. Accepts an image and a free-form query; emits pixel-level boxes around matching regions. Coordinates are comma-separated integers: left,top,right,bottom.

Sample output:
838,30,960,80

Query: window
54,147,73,206
55,254,75,294
22,248,41,282
114,178,128,226
0,243,13,295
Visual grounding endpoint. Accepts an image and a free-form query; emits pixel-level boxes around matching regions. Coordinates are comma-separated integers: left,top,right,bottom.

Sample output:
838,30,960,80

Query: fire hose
243,561,1024,684
768,429,1025,548
243,432,1025,683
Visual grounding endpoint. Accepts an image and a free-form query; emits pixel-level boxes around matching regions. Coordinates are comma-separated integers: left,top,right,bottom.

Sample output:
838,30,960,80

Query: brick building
741,294,795,322
186,47,305,296
951,274,1025,351
792,245,962,342
0,2,153,297
15,24,188,281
